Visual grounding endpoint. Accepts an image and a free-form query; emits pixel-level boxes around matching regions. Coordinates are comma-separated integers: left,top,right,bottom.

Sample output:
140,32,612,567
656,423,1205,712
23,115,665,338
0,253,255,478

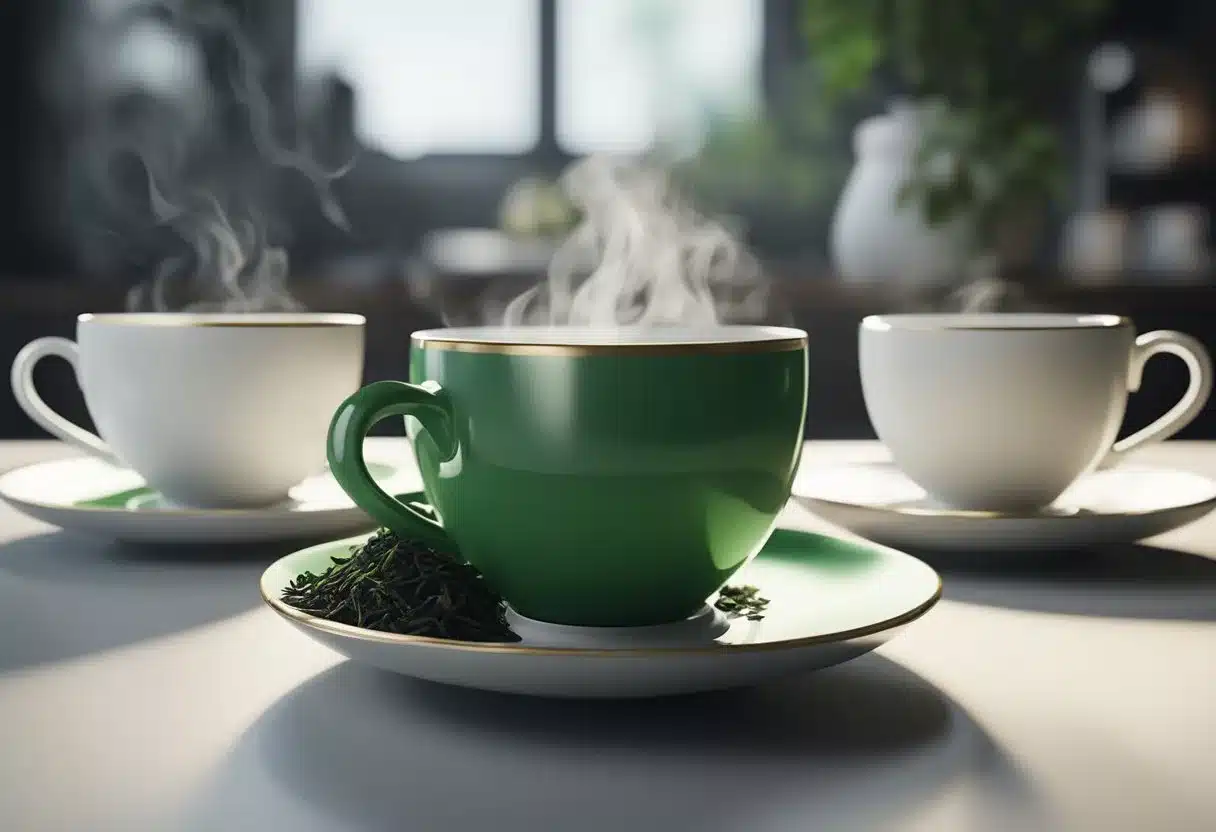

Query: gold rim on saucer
260,582,941,658
259,533,942,659
0,455,407,516
801,493,1084,520
800,482,1216,520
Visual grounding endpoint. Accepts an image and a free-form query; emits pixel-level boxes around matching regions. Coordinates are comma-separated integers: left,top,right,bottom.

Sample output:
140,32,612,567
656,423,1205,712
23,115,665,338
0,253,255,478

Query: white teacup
11,313,366,509
859,313,1213,512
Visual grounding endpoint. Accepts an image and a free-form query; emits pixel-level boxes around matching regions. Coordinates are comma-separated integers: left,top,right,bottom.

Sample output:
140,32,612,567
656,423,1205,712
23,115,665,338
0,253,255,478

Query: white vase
831,103,970,286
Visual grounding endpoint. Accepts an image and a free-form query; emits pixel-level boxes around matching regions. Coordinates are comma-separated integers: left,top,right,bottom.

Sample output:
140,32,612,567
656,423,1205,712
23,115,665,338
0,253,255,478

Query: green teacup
327,325,808,627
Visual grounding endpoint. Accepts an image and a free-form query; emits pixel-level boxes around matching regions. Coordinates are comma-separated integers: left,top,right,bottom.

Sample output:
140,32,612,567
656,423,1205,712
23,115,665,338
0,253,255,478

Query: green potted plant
804,0,1110,283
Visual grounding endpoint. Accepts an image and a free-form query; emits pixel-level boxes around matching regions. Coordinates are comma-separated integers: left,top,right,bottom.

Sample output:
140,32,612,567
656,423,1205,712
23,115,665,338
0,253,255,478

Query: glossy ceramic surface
0,438,419,544
10,313,366,508
859,314,1212,512
328,326,808,626
793,460,1216,551
261,525,941,698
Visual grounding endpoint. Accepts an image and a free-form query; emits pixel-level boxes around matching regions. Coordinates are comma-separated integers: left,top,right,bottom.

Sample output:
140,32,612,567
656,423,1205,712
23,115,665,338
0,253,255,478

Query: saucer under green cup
327,326,808,627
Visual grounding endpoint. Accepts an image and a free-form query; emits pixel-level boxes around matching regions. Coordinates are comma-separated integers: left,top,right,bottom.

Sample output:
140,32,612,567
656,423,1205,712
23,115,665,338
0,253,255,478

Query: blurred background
0,0,1213,439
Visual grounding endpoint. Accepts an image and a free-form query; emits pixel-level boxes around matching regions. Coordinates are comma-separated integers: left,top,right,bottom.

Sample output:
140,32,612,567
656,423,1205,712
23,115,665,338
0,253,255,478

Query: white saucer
0,438,421,544
793,461,1216,551
260,527,942,699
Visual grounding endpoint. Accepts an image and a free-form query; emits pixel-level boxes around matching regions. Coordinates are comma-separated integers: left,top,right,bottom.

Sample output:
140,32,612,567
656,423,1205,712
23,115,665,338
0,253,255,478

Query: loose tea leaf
715,584,770,621
284,528,771,639
281,528,520,643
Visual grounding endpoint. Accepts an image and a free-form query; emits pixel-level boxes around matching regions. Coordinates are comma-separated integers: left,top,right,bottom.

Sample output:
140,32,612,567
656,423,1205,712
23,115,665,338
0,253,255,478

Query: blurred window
296,0,763,159
557,0,764,156
297,0,541,157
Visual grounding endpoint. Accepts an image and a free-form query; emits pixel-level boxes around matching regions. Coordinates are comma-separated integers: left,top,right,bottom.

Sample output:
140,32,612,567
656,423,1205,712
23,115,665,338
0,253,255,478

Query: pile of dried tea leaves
281,528,520,643
283,527,772,641
714,584,770,621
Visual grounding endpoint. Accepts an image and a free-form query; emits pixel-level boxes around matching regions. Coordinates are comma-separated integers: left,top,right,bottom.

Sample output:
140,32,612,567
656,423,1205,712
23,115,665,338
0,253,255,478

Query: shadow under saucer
0,531,299,673
908,541,1216,622
173,654,1049,832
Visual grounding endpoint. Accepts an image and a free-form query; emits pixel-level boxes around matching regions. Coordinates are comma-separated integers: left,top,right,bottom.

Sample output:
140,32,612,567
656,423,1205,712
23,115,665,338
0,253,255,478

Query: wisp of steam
56,0,353,313
943,256,1034,313
125,167,296,313
165,1,353,232
130,1,352,313
500,156,772,328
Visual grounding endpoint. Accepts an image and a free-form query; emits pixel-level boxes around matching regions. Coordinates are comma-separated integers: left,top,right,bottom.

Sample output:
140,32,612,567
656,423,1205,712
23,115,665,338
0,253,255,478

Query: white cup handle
1098,330,1213,470
10,337,119,464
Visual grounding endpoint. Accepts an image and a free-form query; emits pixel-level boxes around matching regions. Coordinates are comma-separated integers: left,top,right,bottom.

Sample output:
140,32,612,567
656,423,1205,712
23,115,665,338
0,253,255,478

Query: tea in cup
859,313,1212,512
12,313,366,508
326,325,808,627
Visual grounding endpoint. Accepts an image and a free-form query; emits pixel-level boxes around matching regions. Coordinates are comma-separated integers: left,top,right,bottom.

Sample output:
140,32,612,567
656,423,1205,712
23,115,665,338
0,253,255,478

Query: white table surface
0,439,1212,832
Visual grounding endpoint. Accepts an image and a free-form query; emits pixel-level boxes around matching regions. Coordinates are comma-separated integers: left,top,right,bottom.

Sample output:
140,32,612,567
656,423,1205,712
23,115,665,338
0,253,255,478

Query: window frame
374,0,796,172
283,0,804,251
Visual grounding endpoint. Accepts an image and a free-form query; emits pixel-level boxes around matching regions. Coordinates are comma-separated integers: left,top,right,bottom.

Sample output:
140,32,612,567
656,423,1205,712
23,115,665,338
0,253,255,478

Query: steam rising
946,256,1029,313
125,170,297,312
501,156,771,327
950,275,1017,313
164,1,353,232
53,0,353,313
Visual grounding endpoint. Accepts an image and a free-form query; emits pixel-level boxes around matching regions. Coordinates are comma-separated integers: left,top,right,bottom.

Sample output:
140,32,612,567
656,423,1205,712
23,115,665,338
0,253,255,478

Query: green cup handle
327,380,458,548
